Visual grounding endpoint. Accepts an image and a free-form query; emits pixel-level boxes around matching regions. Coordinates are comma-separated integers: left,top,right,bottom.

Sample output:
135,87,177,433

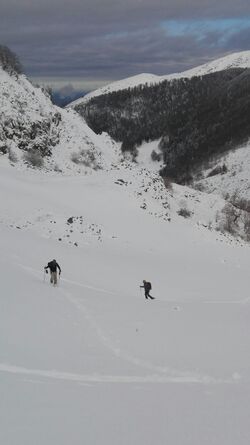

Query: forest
75,68,250,182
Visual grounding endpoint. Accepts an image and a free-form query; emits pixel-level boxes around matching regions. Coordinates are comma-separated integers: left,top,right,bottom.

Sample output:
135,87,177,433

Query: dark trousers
145,291,154,300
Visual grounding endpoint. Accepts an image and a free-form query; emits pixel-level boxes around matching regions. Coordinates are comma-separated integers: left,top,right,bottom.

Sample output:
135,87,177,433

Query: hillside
1,58,250,241
192,142,250,199
69,52,250,199
0,66,115,174
1,49,250,444
73,68,250,178
1,158,250,445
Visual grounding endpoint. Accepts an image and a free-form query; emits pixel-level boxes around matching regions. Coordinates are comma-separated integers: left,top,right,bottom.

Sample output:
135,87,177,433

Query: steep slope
69,50,250,107
0,66,117,174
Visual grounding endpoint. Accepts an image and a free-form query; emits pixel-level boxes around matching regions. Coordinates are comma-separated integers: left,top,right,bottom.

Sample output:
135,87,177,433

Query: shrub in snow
193,182,206,192
23,150,44,168
230,195,250,213
162,176,173,192
243,213,250,241
53,164,62,173
0,144,8,154
71,149,101,170
178,207,192,218
207,164,228,178
8,148,18,163
218,203,240,235
151,150,161,162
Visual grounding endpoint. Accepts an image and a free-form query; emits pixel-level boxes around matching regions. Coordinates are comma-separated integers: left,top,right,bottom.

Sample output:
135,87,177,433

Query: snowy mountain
68,51,250,212
1,50,250,445
0,66,115,174
69,50,250,107
73,66,250,183
1,56,249,239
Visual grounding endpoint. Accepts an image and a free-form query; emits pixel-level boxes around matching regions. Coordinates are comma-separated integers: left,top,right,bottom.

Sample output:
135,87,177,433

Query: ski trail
16,263,250,305
61,277,117,296
0,363,234,385
13,261,245,384
59,287,223,385
17,263,117,296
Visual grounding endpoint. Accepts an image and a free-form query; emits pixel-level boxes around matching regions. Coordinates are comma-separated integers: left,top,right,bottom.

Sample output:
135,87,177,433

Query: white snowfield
1,158,250,445
69,50,250,107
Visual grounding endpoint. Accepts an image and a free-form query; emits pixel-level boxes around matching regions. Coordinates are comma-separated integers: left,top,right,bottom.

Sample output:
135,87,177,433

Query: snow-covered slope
1,157,250,445
0,66,116,174
172,50,250,79
69,50,250,107
69,73,161,107
193,142,250,201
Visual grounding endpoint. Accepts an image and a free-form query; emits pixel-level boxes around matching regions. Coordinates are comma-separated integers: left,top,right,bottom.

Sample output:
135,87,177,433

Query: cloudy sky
1,0,250,92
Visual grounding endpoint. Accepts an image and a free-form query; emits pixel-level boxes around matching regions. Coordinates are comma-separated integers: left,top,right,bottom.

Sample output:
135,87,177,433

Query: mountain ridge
68,50,250,108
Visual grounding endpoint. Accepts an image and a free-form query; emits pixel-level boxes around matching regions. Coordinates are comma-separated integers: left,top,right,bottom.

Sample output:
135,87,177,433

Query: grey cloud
19,27,225,79
224,27,250,51
1,0,250,89
2,1,250,41
2,0,250,22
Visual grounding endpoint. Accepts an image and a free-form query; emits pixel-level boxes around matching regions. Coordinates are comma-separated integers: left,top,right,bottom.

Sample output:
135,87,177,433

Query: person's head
53,259,56,263
143,280,146,283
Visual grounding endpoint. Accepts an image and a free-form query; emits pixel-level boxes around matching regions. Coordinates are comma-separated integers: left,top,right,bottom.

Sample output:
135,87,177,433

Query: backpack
147,282,152,291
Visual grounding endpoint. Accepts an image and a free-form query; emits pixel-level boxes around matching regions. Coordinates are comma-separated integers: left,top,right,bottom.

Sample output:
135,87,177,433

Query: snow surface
193,142,250,201
1,158,250,445
69,50,250,107
1,52,250,444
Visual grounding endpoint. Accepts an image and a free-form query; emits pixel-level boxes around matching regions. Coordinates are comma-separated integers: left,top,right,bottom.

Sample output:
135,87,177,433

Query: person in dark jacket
140,280,154,299
44,259,61,285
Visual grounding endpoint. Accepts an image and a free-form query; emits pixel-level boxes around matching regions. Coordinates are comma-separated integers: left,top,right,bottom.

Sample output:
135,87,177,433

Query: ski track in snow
1,260,241,387
18,263,117,296
59,287,219,384
0,362,234,385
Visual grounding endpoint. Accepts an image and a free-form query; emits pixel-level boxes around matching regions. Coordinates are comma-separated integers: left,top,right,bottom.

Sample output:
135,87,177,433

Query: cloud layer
1,0,250,90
